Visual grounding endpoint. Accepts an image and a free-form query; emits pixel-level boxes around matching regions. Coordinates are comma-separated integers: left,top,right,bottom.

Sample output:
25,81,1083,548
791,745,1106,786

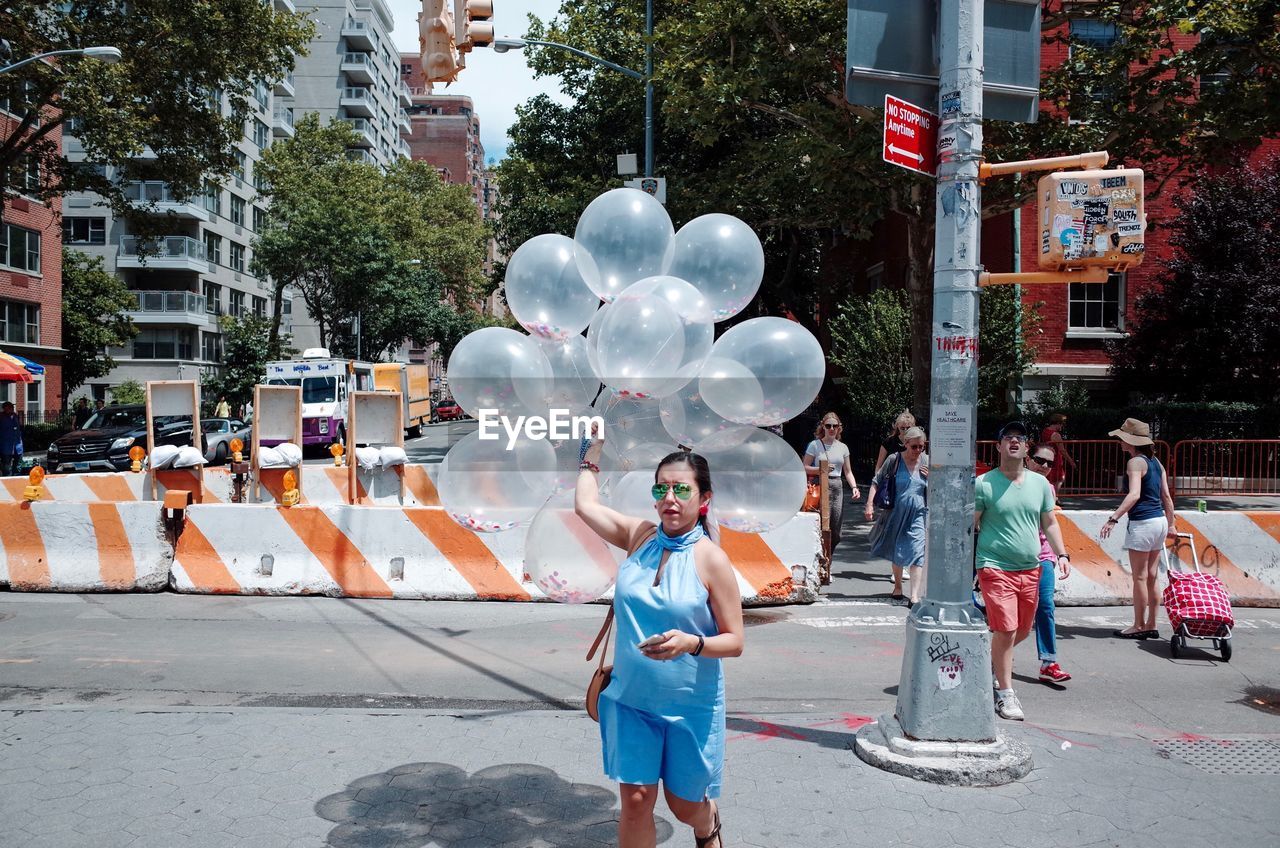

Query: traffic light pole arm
521,39,645,81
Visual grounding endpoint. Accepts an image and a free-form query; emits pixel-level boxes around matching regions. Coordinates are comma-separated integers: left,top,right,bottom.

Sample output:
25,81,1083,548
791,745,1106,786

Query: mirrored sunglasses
652,482,694,501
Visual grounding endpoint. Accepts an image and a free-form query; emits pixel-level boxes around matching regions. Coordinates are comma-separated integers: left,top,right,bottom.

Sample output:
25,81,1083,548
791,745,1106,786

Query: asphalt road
2,591,1277,741
300,419,476,467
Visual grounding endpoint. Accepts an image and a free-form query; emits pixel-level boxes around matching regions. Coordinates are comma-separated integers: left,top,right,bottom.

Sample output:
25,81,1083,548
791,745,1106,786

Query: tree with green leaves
60,249,136,404
500,0,1280,415
0,1,312,227
829,285,1041,422
1109,156,1280,404
110,379,144,405
252,115,489,355
200,315,292,415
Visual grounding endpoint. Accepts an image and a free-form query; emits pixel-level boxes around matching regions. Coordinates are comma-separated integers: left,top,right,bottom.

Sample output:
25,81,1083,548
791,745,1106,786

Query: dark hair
1032,443,1056,459
1050,412,1067,425
656,450,714,535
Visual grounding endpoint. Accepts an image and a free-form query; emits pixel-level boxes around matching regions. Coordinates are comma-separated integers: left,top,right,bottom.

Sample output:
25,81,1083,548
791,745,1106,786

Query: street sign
882,95,938,176
846,0,1042,123
623,176,666,204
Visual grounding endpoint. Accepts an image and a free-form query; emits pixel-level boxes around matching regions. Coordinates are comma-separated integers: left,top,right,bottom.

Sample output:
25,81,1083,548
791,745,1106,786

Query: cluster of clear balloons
438,188,826,603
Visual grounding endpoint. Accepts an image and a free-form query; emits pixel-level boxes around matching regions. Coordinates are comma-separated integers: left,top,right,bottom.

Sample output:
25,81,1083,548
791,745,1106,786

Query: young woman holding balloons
575,429,744,848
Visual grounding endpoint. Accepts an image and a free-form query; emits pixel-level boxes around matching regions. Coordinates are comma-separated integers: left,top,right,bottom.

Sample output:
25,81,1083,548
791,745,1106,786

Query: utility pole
855,0,1033,784
644,0,654,177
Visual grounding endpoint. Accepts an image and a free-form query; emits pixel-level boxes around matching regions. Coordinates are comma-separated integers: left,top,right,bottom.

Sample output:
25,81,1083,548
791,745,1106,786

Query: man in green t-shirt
975,422,1070,722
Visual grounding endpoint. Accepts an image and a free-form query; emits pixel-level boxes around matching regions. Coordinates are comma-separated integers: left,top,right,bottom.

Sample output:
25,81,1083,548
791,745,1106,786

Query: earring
699,504,709,516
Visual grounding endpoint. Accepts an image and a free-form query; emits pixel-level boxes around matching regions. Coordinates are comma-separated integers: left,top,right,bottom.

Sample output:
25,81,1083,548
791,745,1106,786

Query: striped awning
7,352,44,375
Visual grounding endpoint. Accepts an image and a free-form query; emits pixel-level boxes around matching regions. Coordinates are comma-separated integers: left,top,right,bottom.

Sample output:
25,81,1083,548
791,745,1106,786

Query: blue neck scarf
639,523,704,586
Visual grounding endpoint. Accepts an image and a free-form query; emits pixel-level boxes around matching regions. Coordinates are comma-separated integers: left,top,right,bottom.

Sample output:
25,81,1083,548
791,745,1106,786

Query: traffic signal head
1037,168,1145,272
454,0,495,52
420,0,462,85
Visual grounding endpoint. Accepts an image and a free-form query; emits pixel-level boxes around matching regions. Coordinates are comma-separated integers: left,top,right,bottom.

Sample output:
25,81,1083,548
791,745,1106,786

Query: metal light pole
491,35,650,176
0,45,121,75
855,0,1033,785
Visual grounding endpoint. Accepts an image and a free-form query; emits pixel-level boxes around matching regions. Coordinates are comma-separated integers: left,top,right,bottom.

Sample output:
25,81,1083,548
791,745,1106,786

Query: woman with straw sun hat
1099,418,1176,639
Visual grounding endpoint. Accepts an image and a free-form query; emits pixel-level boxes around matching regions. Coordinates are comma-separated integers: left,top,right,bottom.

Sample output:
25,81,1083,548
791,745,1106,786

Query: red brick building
1,109,62,422
841,19,1280,406
398,54,487,207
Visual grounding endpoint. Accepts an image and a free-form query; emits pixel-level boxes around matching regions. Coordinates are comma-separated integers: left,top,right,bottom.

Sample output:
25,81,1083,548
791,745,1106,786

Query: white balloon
660,368,755,451
593,393,674,456
437,431,556,532
596,276,714,398
701,428,807,533
608,469,660,519
699,317,825,426
668,214,765,322
585,302,610,380
446,327,552,418
574,188,675,302
505,234,601,340
525,491,621,603
538,335,601,411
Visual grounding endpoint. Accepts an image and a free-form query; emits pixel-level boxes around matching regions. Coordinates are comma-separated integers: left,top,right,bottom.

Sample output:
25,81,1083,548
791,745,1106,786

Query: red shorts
979,566,1041,633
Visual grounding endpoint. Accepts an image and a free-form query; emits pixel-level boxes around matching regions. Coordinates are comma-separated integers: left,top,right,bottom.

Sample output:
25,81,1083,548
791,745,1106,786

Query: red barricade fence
934,439,1279,498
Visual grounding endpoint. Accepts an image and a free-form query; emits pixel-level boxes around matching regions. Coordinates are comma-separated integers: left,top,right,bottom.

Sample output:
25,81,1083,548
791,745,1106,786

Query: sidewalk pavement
2,705,1277,848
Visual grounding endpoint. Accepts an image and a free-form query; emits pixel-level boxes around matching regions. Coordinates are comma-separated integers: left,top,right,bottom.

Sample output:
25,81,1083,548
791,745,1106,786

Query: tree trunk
904,183,936,424
268,280,285,351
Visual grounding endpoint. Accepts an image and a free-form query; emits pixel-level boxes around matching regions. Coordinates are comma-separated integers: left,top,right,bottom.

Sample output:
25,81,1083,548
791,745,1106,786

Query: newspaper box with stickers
1038,168,1145,271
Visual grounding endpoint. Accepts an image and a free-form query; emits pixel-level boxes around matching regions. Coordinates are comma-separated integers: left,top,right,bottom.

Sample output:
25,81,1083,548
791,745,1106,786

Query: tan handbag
585,606,614,722
585,525,656,721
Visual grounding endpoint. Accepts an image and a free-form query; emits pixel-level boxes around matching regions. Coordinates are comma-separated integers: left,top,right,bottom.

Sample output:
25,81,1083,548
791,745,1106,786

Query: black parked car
46,405,194,473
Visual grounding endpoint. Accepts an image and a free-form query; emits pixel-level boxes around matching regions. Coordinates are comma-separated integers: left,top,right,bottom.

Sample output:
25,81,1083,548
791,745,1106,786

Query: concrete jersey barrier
0,501,172,592
1053,511,1280,607
170,504,820,605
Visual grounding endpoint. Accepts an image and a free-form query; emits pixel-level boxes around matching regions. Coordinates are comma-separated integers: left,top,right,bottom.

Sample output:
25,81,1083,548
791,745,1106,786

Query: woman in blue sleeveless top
576,433,744,848
1100,418,1176,639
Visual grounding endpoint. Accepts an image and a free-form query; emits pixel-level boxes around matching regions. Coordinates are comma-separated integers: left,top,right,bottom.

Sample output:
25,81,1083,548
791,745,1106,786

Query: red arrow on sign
883,94,939,177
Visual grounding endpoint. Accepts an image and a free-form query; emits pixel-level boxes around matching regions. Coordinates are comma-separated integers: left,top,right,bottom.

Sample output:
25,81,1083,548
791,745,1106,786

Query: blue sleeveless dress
598,524,725,801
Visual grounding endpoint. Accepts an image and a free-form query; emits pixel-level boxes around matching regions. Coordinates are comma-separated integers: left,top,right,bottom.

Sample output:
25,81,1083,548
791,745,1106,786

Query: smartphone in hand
637,634,666,650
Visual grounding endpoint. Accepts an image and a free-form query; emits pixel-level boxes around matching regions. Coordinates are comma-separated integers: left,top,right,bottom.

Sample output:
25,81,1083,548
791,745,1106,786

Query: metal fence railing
1171,440,1280,496
975,439,1174,496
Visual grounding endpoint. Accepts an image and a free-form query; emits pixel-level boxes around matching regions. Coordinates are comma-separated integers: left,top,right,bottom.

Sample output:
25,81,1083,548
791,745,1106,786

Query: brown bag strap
587,605,614,666
585,523,657,666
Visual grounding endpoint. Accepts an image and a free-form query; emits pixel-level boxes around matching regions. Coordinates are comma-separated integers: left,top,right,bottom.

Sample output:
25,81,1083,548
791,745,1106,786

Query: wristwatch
1057,554,1071,561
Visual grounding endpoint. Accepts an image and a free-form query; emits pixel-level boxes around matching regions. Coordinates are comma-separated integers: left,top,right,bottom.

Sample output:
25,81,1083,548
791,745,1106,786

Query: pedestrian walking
214,396,231,418
1038,413,1077,494
803,413,861,555
576,432,743,848
873,409,916,473
1026,443,1072,684
72,397,92,430
865,426,928,604
974,421,1071,721
1100,418,1176,640
0,401,23,476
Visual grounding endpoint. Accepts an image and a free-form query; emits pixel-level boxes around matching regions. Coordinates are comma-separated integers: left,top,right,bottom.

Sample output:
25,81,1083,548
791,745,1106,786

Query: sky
385,0,569,163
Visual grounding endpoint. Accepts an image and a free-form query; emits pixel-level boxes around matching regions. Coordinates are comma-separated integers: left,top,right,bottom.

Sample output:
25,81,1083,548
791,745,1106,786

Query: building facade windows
204,232,223,266
253,119,270,149
233,149,247,181
203,282,222,316
230,194,246,227
229,290,245,317
0,300,41,344
201,332,223,363
252,206,266,233
62,217,106,245
252,296,267,318
1,223,41,274
203,181,222,216
229,242,245,273
1068,272,1125,333
133,328,193,360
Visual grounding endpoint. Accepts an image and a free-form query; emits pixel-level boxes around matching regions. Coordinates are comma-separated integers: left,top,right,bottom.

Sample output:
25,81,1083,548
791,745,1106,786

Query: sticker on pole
883,94,938,177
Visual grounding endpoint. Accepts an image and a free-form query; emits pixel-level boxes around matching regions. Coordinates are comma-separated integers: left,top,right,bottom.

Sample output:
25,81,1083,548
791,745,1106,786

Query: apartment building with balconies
61,79,277,399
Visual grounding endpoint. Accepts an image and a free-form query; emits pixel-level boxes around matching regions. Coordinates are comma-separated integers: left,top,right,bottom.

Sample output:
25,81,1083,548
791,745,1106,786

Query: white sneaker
995,691,1025,721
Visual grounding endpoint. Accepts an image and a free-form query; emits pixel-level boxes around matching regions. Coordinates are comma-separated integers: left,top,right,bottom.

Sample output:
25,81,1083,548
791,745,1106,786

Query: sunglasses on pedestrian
906,444,925,451
1030,455,1056,468
652,482,694,501
1001,434,1027,443
824,423,841,430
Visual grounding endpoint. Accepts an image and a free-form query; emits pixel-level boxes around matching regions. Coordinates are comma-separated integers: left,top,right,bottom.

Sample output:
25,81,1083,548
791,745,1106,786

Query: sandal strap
694,807,721,848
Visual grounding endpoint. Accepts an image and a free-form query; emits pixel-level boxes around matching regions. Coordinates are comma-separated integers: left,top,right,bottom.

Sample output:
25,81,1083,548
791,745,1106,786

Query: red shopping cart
1162,532,1234,661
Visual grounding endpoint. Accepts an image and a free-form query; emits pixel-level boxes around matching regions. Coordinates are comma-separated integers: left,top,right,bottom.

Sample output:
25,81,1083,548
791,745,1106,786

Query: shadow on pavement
726,717,858,753
317,761,675,847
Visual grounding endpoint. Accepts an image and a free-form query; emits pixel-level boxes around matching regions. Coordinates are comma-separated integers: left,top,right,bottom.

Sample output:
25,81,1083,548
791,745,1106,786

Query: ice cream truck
263,349,375,446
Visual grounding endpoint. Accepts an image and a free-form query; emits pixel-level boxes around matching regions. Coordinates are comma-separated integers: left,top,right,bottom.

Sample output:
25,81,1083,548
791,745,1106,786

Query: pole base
854,713,1033,786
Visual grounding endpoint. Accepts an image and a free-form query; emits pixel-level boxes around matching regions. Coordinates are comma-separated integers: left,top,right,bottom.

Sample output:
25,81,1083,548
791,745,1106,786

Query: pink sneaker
1039,662,1071,684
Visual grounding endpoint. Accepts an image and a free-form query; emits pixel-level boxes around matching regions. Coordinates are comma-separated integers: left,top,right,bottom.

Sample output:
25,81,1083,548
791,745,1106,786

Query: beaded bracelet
579,460,600,473
578,436,592,463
